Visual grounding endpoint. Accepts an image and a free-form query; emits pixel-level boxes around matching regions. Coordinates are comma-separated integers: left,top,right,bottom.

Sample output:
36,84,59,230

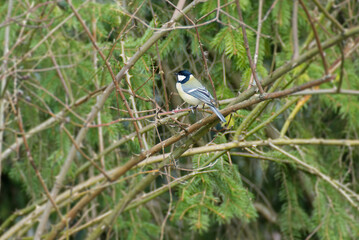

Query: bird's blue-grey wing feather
182,85,215,106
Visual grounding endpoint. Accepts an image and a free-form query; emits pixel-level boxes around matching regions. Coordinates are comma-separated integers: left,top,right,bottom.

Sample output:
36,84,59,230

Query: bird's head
175,70,192,83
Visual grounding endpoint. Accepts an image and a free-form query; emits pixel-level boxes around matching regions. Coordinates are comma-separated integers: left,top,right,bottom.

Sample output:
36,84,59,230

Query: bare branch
235,0,265,94
299,0,329,75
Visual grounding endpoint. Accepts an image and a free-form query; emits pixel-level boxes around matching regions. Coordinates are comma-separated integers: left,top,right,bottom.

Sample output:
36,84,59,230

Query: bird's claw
190,105,198,113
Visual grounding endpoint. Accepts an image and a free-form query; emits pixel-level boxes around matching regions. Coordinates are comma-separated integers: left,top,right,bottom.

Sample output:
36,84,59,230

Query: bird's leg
190,105,198,113
201,104,206,118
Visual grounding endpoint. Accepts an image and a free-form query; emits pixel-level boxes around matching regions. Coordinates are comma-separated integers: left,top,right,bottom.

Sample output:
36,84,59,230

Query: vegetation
0,0,359,239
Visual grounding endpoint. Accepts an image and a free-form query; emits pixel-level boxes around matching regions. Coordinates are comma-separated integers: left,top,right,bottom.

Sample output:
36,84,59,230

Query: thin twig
336,42,345,93
299,0,329,75
291,88,359,96
247,0,264,88
16,107,64,220
91,8,105,171
46,41,73,103
234,0,264,94
156,43,170,111
120,41,149,150
160,166,173,240
262,0,279,22
253,0,263,66
292,0,299,59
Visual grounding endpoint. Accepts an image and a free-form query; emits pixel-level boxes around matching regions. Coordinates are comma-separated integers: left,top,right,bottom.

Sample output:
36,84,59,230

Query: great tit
175,70,226,123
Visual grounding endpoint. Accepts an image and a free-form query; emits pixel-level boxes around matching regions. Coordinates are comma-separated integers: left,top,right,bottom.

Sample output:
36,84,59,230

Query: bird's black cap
176,70,192,76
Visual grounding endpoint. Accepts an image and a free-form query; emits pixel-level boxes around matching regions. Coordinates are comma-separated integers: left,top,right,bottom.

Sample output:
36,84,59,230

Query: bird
175,70,226,123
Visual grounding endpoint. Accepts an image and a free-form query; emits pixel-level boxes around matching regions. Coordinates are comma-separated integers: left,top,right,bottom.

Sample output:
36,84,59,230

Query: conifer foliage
0,0,359,239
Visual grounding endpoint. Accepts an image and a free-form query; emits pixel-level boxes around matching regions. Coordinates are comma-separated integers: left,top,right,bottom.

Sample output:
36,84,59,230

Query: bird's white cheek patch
177,75,186,81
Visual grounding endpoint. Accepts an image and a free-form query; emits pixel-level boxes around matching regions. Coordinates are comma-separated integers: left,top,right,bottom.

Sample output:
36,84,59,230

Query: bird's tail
209,105,226,123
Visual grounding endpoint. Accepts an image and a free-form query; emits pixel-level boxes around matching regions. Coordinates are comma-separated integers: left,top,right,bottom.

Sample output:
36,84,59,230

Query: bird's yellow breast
176,82,202,105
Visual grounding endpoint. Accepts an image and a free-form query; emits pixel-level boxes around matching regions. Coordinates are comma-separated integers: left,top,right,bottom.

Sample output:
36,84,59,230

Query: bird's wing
182,85,215,106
